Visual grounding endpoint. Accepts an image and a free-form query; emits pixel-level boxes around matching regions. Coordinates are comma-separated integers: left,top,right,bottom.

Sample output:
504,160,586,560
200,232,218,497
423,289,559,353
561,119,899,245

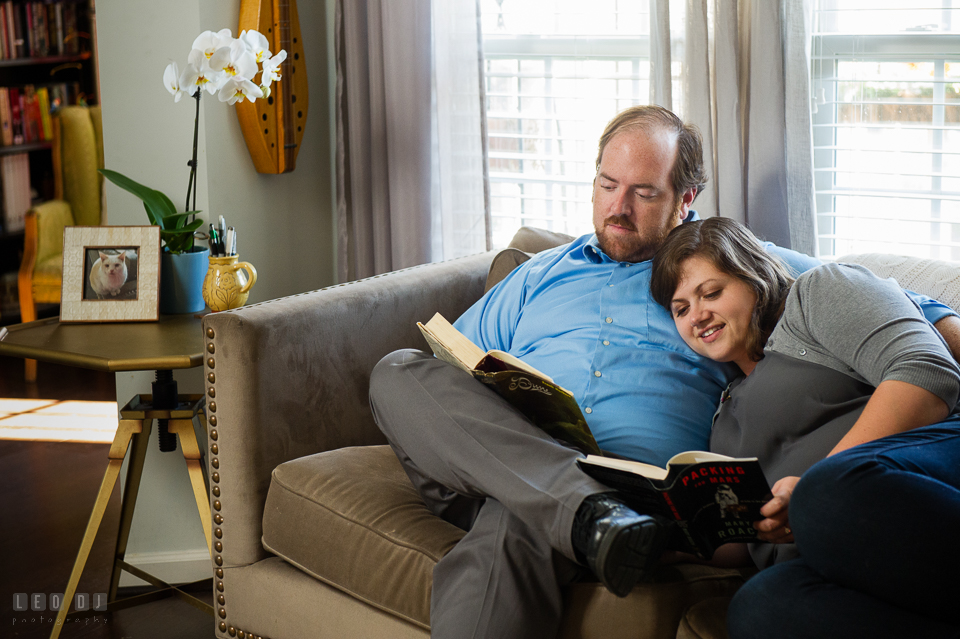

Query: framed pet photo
60,226,162,323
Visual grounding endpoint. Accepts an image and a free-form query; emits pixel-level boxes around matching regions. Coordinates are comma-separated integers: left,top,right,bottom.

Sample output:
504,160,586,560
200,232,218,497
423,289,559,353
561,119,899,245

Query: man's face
592,128,696,263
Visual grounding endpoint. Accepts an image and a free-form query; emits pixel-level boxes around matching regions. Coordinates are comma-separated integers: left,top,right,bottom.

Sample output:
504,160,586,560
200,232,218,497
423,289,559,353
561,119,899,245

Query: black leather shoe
571,493,666,597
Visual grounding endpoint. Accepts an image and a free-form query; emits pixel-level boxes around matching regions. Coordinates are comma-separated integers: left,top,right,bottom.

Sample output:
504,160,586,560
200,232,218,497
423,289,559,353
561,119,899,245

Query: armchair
18,104,103,381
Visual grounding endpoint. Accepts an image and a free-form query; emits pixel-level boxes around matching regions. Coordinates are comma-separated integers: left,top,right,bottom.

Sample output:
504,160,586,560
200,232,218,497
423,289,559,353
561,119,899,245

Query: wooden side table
0,314,213,639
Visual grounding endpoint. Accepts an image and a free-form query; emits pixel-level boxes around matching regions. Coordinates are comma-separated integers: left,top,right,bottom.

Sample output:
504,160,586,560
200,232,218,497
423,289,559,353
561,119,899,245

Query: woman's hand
754,476,800,543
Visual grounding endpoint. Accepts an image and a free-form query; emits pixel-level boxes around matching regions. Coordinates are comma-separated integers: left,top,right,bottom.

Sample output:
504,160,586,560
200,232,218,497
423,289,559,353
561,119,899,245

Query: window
812,0,960,260
479,1,657,248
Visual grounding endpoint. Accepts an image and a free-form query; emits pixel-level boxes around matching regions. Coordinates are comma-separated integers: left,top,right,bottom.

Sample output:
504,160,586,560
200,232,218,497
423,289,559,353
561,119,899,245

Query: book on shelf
36,87,51,140
62,2,78,55
3,4,14,61
576,452,773,559
417,312,603,456
0,82,83,147
0,87,12,146
22,85,42,143
1,152,31,233
0,2,83,61
9,87,22,145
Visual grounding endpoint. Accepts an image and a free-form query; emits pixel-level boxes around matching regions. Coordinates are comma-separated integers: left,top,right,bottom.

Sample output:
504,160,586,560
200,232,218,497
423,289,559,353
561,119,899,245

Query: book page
418,313,487,371
487,349,553,382
578,454,669,481
666,451,756,466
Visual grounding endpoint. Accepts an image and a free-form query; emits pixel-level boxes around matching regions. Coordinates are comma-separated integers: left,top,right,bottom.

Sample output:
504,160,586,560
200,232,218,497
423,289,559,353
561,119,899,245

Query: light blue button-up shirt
455,231,954,466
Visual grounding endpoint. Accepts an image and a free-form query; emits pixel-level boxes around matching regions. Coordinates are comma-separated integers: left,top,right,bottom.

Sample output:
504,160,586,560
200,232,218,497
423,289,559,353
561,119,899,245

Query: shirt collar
581,209,700,265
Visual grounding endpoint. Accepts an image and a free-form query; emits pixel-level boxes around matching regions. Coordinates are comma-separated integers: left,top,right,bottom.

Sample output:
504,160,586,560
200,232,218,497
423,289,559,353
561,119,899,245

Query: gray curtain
653,0,818,255
336,0,489,282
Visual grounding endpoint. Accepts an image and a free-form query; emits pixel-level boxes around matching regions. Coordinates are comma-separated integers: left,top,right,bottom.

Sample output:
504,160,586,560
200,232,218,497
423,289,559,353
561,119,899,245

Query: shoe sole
595,515,665,597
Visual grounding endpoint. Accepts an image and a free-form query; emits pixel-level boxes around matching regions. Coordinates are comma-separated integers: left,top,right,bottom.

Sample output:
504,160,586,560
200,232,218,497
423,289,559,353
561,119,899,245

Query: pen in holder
202,255,258,312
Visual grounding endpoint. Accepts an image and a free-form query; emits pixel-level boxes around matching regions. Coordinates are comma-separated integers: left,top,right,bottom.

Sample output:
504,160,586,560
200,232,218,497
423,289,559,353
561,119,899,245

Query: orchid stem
185,91,200,218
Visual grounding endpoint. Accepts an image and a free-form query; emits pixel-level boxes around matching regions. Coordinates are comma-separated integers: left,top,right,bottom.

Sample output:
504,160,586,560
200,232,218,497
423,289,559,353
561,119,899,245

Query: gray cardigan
710,263,960,567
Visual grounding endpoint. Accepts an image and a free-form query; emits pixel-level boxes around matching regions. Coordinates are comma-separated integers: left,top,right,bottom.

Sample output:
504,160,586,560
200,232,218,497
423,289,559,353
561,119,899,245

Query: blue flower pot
160,247,209,314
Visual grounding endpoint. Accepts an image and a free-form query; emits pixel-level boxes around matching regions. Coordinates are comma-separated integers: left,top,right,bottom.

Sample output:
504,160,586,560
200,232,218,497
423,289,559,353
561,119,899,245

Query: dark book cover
52,2,63,56
473,358,601,456
12,1,25,58
33,2,48,57
577,454,773,559
62,1,76,55
24,2,34,57
9,87,23,145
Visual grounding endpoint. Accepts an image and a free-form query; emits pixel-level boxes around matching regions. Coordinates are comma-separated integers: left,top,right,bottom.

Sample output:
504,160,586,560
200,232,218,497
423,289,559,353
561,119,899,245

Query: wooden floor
0,355,215,639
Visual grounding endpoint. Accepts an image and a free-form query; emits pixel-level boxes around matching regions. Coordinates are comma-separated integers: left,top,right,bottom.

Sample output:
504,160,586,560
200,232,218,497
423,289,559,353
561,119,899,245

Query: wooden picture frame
60,226,161,323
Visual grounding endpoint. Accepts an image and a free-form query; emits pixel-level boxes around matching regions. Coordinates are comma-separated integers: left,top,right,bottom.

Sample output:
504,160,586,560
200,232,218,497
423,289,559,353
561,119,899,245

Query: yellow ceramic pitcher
202,255,258,312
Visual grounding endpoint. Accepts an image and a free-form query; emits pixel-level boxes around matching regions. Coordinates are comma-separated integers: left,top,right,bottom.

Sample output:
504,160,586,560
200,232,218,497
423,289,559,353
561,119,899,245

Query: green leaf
163,212,196,229
99,168,177,228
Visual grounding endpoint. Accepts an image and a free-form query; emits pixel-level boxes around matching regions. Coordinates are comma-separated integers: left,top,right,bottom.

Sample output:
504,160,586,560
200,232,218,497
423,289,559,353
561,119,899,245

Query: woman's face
669,255,759,375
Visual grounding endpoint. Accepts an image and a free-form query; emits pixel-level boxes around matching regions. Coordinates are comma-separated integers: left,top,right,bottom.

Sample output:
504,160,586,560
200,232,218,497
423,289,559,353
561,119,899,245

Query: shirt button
594,371,602,377
585,407,593,414
605,317,613,323
609,284,614,287
603,340,610,346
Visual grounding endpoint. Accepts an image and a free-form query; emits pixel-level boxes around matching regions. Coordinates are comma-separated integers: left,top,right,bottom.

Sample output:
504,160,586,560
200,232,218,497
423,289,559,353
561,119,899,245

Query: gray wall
96,0,335,583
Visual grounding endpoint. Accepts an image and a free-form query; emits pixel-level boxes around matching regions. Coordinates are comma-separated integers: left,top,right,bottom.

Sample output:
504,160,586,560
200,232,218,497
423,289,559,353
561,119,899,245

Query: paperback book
417,312,602,456
577,452,772,559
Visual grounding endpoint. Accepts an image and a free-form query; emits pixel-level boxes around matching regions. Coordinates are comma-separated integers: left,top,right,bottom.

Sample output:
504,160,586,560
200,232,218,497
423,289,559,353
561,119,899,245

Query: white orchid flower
186,48,227,93
239,30,271,64
192,28,232,60
209,39,258,82
260,50,287,88
179,62,223,97
218,77,264,105
163,61,183,102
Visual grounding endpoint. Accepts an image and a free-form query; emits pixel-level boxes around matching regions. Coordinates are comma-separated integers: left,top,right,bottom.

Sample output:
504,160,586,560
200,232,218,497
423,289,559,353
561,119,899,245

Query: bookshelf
0,0,98,322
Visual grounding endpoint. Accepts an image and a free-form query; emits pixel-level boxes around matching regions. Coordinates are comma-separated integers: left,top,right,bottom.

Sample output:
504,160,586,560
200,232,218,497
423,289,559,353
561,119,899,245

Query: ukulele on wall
237,0,307,174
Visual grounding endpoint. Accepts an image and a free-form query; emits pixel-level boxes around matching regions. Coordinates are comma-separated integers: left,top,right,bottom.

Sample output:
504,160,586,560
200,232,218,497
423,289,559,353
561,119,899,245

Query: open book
577,452,772,559
418,313,602,456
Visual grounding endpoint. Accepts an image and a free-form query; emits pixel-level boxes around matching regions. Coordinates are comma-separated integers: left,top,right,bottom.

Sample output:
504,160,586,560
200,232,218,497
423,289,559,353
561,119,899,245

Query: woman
650,217,960,638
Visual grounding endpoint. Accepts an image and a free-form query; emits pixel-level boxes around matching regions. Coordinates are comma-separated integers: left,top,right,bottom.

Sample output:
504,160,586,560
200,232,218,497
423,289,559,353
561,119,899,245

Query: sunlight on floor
0,398,118,443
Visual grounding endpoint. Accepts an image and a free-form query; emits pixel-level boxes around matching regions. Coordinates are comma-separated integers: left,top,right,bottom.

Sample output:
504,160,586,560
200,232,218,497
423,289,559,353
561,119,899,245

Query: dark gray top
710,263,960,567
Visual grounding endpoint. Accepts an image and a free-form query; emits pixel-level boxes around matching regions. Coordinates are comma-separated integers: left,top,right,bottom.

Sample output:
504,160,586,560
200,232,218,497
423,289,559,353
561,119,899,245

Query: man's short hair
595,105,707,202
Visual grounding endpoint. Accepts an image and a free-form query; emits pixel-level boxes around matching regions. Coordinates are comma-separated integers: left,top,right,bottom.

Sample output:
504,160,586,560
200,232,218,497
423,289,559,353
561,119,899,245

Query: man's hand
754,476,800,543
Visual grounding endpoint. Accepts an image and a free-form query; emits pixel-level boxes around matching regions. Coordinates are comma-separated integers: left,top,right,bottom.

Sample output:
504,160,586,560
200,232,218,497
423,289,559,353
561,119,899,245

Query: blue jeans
727,420,960,639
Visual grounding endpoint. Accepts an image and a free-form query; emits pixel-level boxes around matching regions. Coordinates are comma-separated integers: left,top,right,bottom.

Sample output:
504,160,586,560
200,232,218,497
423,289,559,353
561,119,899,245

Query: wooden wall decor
237,0,308,174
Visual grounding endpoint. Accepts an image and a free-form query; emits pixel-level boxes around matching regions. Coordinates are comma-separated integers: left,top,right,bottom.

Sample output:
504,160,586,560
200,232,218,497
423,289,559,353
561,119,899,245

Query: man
369,106,959,639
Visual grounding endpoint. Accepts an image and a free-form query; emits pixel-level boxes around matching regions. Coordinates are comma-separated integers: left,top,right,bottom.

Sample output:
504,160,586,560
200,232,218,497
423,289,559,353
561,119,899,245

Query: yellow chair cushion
58,106,101,227
32,253,63,303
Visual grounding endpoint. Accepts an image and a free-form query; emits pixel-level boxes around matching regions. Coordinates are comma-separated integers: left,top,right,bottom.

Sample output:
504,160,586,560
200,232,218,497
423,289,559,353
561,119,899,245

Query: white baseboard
117,549,213,588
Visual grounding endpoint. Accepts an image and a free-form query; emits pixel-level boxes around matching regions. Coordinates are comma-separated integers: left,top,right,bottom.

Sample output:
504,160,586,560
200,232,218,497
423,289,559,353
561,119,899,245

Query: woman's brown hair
650,217,795,363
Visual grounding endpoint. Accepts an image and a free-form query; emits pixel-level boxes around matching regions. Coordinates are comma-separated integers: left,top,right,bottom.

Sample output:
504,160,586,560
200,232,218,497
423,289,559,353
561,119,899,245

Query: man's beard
595,214,675,263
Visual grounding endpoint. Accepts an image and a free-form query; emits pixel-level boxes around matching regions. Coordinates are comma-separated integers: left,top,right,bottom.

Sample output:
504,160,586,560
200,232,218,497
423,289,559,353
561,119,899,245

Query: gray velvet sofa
200,227,960,639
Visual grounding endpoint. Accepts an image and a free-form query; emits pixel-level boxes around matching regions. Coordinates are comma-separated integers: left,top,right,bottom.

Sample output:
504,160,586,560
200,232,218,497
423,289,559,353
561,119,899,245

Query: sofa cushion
483,226,577,292
484,247,532,292
262,446,465,629
264,446,749,637
837,253,960,311
676,597,731,639
508,225,575,253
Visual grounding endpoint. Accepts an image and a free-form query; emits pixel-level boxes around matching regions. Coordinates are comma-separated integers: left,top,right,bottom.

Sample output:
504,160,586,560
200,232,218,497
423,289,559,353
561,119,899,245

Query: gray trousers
369,349,609,639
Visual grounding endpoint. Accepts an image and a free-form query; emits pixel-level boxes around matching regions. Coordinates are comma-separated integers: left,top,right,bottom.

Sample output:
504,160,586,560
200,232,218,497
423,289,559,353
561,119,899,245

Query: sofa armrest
203,251,496,568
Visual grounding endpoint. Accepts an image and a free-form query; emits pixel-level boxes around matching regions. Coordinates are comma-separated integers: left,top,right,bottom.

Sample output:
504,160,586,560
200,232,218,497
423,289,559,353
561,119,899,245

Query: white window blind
812,0,960,260
479,0,655,248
